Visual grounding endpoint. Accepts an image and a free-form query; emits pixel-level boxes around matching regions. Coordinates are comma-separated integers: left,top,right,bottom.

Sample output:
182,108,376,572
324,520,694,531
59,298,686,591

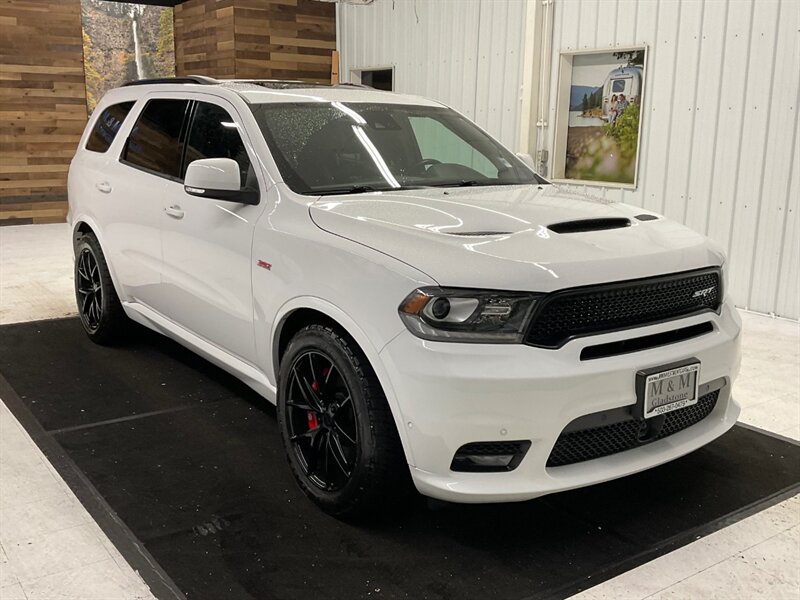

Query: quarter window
85,102,135,153
184,102,255,189
122,99,190,179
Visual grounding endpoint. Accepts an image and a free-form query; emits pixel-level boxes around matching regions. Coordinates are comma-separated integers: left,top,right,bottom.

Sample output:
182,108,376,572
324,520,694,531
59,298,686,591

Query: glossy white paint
311,185,725,291
383,305,741,501
184,158,241,191
336,0,800,320
69,81,741,503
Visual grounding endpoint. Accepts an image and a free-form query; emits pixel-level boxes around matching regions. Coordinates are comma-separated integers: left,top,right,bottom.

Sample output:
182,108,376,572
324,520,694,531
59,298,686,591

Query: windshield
249,102,545,195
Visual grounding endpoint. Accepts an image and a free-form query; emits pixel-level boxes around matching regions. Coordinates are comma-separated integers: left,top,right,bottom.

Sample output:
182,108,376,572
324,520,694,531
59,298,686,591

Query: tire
74,232,127,345
277,324,409,518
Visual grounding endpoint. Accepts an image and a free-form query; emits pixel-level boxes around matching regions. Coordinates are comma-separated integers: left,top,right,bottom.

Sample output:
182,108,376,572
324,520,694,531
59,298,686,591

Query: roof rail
218,79,373,91
122,75,219,87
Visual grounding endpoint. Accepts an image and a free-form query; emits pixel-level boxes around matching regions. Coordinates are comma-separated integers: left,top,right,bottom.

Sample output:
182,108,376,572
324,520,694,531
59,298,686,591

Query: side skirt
122,302,277,404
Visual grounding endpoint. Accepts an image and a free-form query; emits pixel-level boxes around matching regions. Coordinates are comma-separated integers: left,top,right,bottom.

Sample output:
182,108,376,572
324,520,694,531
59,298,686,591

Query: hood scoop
548,218,631,234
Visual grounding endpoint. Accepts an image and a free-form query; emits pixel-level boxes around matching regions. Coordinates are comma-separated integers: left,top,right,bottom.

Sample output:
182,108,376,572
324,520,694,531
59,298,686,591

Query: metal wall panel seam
701,0,731,241
723,0,757,264
679,0,706,225
632,0,663,209
771,85,799,316
743,1,783,311
658,0,685,217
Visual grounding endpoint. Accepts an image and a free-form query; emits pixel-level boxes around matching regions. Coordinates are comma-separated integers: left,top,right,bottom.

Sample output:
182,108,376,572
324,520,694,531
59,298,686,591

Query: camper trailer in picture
602,64,643,120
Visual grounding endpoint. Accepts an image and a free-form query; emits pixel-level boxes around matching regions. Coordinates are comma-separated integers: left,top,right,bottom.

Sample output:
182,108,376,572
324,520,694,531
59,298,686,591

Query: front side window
86,101,135,153
250,102,543,195
122,99,190,179
184,102,255,190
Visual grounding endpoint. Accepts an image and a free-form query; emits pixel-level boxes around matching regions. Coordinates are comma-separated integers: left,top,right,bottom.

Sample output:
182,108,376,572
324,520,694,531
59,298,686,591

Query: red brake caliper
307,379,320,429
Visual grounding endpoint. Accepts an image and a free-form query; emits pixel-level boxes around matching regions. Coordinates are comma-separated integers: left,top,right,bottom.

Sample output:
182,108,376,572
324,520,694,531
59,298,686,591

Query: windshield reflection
250,101,546,195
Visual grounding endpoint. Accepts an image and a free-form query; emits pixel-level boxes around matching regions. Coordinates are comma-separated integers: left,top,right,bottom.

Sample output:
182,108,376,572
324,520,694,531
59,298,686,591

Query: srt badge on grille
692,287,714,298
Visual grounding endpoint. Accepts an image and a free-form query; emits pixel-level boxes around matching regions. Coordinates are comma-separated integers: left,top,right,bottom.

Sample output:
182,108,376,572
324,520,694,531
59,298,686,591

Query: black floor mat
1,318,798,600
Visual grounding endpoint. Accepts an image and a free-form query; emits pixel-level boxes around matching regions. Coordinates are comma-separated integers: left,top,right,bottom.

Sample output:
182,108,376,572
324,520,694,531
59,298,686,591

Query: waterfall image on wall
80,0,175,113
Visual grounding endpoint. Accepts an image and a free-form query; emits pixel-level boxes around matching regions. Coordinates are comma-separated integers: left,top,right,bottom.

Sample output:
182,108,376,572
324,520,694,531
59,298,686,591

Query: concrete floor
0,223,798,599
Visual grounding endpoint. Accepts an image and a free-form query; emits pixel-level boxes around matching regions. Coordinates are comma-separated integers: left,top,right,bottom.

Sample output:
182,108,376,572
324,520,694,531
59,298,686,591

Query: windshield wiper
430,180,522,188
314,184,428,196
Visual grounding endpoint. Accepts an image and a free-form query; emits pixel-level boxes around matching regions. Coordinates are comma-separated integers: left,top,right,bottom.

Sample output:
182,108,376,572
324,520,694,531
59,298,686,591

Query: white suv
68,77,742,516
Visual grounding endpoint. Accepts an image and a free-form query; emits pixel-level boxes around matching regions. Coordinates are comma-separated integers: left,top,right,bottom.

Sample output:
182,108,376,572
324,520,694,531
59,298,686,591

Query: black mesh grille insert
525,269,721,348
547,391,719,467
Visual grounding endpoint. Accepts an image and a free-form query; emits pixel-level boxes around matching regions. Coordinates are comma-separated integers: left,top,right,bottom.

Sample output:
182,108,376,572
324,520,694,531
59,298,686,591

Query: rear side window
85,102,135,153
184,102,255,189
122,99,190,179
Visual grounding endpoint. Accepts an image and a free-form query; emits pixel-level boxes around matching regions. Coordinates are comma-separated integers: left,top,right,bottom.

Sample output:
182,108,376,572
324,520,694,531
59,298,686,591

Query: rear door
159,97,265,362
114,97,191,311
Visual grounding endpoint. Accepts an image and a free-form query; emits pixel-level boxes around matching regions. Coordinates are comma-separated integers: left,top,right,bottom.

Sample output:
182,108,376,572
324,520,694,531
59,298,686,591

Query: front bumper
379,301,742,503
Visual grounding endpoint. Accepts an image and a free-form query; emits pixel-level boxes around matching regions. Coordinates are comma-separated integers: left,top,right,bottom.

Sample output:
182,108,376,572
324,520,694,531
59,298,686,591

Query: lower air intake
547,391,720,467
451,440,531,472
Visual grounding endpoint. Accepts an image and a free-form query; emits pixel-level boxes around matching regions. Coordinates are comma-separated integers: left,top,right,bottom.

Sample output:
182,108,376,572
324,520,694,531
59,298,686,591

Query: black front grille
525,269,722,348
547,390,719,467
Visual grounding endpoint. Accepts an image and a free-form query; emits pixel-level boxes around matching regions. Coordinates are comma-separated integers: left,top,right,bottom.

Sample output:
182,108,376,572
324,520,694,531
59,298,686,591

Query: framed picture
81,0,176,114
551,45,648,188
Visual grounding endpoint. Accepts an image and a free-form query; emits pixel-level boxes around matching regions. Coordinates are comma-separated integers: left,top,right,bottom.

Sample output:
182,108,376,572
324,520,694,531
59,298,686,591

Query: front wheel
74,232,127,345
277,324,408,518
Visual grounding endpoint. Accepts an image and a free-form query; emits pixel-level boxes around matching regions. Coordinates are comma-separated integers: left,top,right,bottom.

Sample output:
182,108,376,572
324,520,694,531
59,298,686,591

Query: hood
309,185,724,291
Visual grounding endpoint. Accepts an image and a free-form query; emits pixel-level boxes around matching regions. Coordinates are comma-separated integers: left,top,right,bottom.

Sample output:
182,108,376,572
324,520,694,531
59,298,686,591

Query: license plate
636,361,700,419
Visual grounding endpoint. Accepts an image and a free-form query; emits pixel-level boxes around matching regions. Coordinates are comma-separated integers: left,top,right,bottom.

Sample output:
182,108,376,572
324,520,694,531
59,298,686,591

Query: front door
159,99,265,363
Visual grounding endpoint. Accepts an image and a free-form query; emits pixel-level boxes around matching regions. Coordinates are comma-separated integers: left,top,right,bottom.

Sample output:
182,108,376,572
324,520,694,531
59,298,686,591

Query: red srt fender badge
256,260,272,271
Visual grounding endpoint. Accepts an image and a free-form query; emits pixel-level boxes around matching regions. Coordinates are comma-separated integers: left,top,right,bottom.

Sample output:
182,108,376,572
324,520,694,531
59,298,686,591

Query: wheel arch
270,298,415,466
71,215,127,304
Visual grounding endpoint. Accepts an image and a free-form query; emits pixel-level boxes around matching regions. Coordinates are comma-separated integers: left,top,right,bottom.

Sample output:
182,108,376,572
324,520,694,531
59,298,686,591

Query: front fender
270,296,415,466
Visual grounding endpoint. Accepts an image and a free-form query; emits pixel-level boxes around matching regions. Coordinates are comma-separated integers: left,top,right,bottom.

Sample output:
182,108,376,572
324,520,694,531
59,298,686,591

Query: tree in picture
564,48,646,185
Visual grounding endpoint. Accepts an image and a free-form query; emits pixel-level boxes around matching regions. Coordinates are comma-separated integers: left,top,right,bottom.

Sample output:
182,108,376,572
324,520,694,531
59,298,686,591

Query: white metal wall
542,0,799,319
337,0,527,149
337,0,799,319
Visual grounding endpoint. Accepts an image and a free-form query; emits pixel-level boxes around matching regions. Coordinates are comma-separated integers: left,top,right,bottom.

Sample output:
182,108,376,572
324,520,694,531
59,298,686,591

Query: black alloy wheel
277,324,409,518
285,350,359,491
73,232,127,345
76,247,103,332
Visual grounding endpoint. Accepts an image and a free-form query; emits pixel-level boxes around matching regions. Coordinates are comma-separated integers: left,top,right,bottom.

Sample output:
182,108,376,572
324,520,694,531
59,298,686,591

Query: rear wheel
74,232,127,345
277,324,408,518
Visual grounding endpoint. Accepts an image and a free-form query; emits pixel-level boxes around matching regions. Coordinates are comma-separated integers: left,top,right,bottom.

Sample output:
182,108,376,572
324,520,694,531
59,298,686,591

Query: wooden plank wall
0,0,335,226
0,0,88,225
174,0,335,82
233,0,335,81
174,0,236,78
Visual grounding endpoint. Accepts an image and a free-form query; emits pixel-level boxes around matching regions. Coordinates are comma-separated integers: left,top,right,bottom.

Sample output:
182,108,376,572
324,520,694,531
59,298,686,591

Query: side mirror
516,152,536,171
184,158,258,205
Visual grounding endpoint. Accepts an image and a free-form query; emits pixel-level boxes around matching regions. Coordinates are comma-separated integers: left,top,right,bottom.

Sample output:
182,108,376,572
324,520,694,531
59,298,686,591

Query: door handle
96,181,112,194
164,205,185,219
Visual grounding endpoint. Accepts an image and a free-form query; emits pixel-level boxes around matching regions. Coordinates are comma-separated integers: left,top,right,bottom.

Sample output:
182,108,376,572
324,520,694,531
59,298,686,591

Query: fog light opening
450,440,531,473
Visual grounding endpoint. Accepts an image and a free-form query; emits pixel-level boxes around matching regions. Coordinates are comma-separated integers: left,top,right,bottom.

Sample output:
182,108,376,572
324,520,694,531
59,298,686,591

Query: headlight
398,287,540,343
